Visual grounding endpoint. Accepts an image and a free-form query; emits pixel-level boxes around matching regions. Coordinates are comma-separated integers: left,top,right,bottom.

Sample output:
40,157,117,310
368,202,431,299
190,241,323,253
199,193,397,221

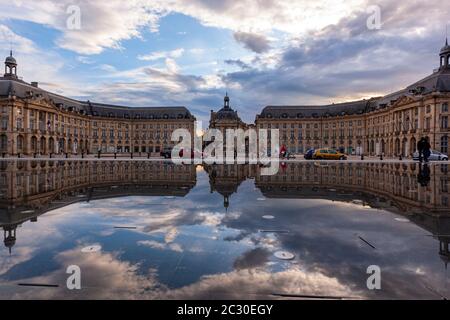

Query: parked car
313,148,347,160
304,148,315,160
413,150,448,161
160,147,172,159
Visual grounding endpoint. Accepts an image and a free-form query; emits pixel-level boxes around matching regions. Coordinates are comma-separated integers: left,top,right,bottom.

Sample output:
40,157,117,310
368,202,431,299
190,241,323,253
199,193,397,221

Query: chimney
31,82,39,88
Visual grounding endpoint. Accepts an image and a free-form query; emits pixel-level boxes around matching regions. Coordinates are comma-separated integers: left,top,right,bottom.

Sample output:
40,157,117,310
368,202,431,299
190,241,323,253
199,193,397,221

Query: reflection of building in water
3,225,16,255
0,160,197,253
255,162,450,268
439,239,450,269
204,163,254,209
255,162,449,214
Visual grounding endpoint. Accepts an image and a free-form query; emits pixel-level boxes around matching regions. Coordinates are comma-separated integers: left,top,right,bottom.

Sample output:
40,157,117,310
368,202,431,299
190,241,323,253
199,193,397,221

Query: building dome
215,93,240,120
441,39,450,54
5,51,16,66
4,50,18,79
215,108,239,120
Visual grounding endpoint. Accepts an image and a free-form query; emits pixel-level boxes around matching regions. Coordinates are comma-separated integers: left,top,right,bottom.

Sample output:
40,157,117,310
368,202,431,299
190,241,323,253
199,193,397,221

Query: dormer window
282,113,288,118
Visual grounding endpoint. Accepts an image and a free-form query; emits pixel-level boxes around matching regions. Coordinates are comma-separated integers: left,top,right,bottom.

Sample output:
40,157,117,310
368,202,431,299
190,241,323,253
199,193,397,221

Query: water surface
0,160,449,299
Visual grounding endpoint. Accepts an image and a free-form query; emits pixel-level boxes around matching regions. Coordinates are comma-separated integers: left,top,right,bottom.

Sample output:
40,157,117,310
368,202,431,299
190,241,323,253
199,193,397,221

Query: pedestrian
417,163,431,187
423,138,431,163
280,144,287,158
417,137,426,162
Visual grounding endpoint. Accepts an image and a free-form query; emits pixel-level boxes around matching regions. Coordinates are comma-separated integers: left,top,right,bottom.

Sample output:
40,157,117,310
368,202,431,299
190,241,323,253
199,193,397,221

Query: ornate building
2,39,450,158
0,53,196,156
208,94,250,157
255,41,450,157
209,93,247,132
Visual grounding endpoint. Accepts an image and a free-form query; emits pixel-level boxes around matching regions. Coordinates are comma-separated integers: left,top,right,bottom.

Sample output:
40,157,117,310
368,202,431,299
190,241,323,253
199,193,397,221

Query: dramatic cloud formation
233,32,271,54
0,0,449,122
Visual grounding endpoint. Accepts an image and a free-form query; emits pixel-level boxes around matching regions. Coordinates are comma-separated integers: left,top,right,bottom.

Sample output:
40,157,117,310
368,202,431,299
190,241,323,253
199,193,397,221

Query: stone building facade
1,39,450,158
255,41,450,157
208,94,249,157
0,53,196,156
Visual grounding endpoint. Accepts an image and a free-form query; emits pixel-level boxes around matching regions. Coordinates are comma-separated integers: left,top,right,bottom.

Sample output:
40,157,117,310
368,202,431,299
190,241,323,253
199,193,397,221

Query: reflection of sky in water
0,168,449,299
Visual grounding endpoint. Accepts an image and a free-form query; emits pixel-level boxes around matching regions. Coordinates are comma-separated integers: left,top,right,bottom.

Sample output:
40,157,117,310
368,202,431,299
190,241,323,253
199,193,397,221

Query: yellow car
313,148,347,160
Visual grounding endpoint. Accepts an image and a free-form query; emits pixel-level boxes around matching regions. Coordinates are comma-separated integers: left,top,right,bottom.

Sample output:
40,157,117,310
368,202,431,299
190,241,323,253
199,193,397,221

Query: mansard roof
0,78,195,120
257,68,450,120
406,67,450,94
259,98,377,119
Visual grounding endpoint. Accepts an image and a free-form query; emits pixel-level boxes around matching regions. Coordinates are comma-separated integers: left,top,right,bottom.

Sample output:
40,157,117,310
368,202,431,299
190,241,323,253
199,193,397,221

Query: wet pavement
0,160,449,299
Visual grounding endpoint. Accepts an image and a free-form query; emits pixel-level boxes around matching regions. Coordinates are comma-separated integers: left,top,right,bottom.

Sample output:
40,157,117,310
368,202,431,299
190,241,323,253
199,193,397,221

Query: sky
0,0,449,123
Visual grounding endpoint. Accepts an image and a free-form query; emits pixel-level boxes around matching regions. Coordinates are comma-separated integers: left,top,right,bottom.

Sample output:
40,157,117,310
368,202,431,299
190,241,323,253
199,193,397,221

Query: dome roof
215,108,240,120
5,56,17,65
440,39,450,54
5,51,17,65
214,94,242,121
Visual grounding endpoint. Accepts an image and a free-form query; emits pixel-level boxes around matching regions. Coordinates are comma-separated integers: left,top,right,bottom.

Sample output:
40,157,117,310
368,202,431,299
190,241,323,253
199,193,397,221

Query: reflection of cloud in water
233,248,270,270
2,247,362,300
2,248,163,300
138,240,183,253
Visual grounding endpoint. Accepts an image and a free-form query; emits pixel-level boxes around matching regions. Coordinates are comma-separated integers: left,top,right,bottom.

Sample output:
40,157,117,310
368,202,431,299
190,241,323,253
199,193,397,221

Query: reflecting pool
0,160,449,299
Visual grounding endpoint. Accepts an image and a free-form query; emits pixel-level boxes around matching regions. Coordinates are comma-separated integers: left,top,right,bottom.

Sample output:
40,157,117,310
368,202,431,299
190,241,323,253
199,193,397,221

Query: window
425,118,431,130
442,116,448,129
442,103,448,113
441,136,448,154
0,134,7,151
426,105,431,113
1,117,7,130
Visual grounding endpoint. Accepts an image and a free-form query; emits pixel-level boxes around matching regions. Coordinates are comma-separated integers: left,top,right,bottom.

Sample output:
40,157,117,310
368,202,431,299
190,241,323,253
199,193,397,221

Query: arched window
441,136,448,154
17,135,24,152
0,134,7,152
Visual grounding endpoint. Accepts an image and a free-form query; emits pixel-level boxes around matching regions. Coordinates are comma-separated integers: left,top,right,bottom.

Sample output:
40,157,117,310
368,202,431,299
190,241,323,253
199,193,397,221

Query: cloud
0,0,368,55
0,24,87,97
224,59,251,70
76,56,95,64
1,0,450,124
233,31,271,53
0,0,166,55
137,48,185,61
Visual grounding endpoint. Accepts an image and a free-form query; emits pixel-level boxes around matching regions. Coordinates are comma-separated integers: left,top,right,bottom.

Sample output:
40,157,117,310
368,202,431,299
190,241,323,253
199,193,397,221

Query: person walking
280,144,287,158
423,138,431,163
417,137,426,162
